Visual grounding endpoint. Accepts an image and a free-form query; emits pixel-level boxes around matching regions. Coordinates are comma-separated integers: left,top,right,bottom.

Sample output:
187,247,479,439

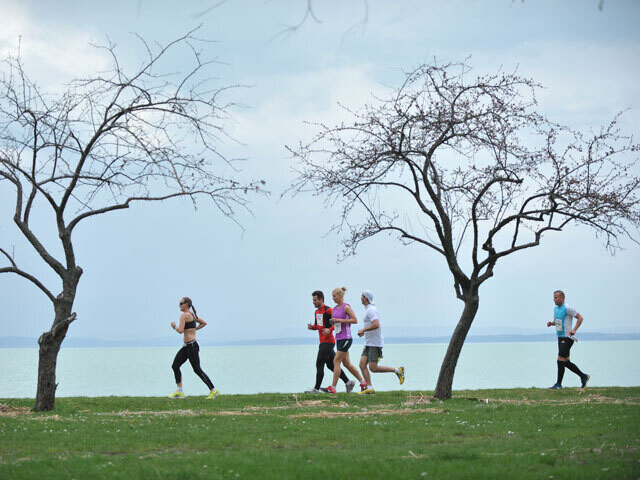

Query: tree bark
434,291,479,400
34,305,77,411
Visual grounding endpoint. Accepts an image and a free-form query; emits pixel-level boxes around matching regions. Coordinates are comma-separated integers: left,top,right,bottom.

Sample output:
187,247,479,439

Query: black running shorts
336,339,353,352
557,337,574,358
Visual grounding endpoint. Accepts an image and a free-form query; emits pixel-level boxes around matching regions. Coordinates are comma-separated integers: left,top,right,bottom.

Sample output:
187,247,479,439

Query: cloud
505,42,640,127
0,1,110,87
226,64,392,182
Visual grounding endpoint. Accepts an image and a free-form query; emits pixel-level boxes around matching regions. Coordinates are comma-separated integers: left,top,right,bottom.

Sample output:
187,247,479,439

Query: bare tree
288,61,640,399
0,30,264,411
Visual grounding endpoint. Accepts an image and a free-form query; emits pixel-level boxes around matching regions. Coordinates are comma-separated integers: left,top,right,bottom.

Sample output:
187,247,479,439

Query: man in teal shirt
547,290,590,389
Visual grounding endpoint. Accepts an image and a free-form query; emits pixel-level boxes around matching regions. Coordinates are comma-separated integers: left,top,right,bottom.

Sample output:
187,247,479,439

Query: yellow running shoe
358,387,375,395
168,390,185,399
396,366,405,385
206,389,220,399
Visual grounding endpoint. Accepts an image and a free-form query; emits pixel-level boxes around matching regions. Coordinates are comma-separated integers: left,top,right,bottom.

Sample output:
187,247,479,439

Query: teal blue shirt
554,303,578,338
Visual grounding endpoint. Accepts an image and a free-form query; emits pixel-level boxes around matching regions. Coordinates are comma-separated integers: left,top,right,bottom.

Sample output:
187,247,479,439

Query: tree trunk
434,292,479,400
34,306,77,412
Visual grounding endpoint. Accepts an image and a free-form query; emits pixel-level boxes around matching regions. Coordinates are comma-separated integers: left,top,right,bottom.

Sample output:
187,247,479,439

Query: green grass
1,387,639,479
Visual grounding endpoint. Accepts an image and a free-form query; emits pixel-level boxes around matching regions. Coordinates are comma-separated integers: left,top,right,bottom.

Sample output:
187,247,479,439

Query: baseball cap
362,290,374,304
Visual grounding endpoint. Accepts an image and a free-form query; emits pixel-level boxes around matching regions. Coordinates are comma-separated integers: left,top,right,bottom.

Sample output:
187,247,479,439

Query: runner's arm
173,314,188,334
195,317,207,330
358,318,380,337
570,313,584,336
341,305,358,324
321,311,334,335
361,319,380,332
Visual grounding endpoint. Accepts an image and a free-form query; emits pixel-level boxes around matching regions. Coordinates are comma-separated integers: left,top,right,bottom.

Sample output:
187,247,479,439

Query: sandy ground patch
291,407,444,418
459,393,640,406
0,404,31,417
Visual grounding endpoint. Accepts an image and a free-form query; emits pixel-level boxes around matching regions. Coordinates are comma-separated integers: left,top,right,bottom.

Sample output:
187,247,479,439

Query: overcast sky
1,0,639,345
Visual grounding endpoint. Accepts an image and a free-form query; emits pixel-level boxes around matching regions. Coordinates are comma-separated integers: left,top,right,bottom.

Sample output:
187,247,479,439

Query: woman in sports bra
168,297,219,399
321,287,366,394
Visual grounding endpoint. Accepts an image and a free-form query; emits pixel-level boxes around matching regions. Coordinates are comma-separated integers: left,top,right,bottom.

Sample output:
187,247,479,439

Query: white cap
362,290,374,304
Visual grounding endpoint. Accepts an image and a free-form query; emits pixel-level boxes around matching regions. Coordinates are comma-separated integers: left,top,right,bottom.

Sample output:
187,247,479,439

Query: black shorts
557,337,574,358
336,339,353,352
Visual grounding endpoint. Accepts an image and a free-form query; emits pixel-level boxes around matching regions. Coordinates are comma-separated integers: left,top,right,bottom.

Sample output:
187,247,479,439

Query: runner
320,286,366,394
168,297,220,399
547,290,590,389
357,290,405,394
305,290,356,393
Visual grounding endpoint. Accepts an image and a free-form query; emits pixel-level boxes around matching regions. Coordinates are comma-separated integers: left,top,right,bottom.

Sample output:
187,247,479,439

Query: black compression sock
565,361,585,378
557,360,566,385
340,370,349,384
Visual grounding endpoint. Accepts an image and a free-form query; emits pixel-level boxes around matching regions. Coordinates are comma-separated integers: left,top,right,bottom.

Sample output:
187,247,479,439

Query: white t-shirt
363,304,384,347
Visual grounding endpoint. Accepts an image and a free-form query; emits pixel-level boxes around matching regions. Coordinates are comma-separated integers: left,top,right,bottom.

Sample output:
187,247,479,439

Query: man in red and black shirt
306,290,355,393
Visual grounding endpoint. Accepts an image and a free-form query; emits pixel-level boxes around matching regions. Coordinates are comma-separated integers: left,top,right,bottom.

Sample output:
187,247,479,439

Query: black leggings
172,341,214,390
315,343,348,389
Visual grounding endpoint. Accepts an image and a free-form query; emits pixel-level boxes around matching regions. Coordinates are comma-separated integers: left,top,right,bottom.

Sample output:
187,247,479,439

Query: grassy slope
1,387,639,479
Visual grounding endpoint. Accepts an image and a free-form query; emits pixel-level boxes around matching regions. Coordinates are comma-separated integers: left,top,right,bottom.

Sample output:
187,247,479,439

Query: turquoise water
1,341,638,398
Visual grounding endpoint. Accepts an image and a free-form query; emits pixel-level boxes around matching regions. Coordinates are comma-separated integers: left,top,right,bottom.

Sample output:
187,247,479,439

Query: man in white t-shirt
357,290,405,394
546,290,590,389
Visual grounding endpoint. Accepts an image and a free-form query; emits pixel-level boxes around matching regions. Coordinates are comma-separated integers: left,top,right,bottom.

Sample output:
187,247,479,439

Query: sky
1,0,639,345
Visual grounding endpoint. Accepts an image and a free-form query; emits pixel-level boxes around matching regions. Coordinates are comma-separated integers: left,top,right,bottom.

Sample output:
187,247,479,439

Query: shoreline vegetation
1,387,638,479
2,332,639,348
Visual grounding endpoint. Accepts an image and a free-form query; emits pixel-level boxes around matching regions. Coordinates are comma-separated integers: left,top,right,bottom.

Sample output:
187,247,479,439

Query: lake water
1,341,638,398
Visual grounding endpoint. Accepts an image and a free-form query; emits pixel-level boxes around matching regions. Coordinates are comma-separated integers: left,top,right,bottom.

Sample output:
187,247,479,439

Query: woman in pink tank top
321,286,366,394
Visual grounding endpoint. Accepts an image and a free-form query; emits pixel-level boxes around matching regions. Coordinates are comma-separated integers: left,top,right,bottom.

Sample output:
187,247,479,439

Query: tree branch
0,248,56,302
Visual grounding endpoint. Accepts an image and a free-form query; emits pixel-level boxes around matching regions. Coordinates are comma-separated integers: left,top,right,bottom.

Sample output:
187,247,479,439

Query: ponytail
182,296,198,319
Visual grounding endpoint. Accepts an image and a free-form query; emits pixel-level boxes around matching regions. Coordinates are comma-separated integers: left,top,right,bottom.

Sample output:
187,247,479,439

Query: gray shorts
361,346,383,363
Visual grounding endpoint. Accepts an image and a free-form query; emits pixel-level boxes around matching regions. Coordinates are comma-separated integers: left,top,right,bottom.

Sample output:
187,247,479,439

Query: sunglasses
179,301,188,305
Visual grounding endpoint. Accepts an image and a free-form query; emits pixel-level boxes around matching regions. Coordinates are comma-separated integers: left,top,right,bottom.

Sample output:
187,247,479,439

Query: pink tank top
332,303,352,340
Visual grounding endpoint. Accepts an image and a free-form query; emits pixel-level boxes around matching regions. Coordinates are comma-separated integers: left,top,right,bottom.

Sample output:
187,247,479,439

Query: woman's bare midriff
183,329,196,343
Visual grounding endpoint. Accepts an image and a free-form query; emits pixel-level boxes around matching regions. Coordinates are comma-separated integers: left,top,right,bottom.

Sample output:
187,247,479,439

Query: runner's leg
368,362,396,373
565,359,585,377
332,351,345,387
172,346,188,387
314,346,325,390
359,355,372,386
341,352,364,384
326,347,349,384
187,342,214,391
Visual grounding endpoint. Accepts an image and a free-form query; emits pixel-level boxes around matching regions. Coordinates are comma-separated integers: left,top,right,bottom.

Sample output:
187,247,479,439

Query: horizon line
1,332,639,348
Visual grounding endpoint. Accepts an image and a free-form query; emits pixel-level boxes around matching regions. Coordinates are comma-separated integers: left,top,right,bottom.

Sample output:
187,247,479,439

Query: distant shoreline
2,332,639,348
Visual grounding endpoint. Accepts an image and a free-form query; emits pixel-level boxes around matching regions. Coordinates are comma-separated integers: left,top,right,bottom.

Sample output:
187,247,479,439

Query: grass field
1,387,638,479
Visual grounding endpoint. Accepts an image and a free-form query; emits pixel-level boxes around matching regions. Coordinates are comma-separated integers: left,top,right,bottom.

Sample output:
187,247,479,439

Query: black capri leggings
172,341,214,390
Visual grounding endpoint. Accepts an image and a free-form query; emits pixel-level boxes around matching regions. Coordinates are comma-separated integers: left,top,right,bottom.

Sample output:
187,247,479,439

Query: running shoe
206,389,220,399
345,380,356,393
320,386,337,394
581,374,591,388
396,366,405,385
304,388,321,394
360,381,368,392
168,390,185,398
358,387,376,395
548,383,562,390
